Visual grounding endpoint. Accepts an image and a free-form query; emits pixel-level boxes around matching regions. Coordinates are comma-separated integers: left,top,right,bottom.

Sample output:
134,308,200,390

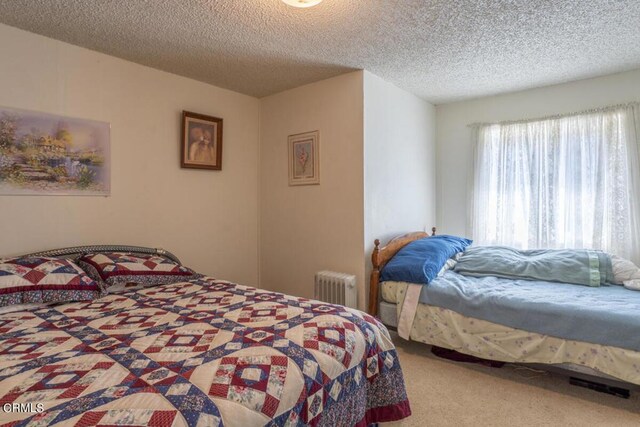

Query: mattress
0,277,411,426
381,281,640,386
389,270,640,352
381,281,404,304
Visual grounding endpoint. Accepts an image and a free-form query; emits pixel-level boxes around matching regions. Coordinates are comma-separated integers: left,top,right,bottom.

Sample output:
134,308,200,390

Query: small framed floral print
288,131,319,186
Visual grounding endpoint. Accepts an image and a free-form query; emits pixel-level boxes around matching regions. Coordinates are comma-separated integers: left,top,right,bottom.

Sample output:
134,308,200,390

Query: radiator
314,271,357,308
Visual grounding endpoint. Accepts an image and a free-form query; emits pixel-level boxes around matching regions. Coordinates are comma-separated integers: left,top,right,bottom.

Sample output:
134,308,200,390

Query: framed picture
0,105,110,196
288,131,319,186
181,111,223,170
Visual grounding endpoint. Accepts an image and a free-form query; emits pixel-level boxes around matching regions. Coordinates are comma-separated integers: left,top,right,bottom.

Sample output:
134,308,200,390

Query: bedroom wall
436,68,640,238
259,72,365,306
363,71,436,308
0,24,260,285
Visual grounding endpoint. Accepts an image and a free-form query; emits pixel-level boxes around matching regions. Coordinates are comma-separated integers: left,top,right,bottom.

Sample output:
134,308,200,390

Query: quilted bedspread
0,277,410,426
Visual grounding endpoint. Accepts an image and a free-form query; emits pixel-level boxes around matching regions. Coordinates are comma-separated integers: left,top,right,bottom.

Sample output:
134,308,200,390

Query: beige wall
259,72,365,306
0,24,260,285
363,71,436,307
436,68,640,237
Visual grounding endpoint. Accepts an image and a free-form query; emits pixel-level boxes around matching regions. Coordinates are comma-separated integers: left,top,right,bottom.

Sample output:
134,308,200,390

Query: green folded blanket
454,246,613,287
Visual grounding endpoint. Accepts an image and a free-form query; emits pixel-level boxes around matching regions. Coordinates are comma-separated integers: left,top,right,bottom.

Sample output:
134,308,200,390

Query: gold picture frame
288,131,319,186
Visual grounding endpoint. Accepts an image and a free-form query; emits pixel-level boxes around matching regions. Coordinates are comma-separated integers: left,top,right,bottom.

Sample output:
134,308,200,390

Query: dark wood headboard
368,227,436,316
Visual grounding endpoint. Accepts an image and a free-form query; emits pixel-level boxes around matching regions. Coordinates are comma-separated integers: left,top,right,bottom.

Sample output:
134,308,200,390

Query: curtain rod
467,101,640,128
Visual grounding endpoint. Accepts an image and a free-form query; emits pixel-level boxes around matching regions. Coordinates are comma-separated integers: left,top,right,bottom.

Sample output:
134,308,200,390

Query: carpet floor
385,333,640,426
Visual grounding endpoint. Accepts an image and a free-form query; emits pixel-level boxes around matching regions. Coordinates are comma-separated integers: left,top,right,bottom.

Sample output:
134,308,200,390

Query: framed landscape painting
288,131,319,186
181,111,223,170
0,106,110,196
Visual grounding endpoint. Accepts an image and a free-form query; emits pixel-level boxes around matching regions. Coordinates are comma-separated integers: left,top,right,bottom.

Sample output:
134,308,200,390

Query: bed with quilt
0,245,410,426
369,229,640,387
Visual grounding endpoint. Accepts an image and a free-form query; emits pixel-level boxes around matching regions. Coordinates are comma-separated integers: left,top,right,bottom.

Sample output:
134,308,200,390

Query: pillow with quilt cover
0,256,101,307
380,235,473,285
78,252,196,288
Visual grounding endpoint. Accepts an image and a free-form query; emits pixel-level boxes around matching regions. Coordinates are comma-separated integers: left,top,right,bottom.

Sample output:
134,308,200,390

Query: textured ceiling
0,0,639,103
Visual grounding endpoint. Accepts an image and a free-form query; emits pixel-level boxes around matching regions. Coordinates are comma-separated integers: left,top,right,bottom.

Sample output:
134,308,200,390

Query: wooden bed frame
367,229,638,394
368,227,436,316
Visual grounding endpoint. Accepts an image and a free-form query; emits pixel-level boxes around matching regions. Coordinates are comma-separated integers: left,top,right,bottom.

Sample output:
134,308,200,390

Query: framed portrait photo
181,111,223,170
288,131,319,186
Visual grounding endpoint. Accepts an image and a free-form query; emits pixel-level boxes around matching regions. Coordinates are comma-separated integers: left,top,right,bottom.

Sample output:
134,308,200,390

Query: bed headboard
368,227,436,316
22,245,182,264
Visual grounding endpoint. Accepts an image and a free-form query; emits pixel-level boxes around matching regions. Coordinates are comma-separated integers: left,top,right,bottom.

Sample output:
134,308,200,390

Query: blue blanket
454,246,614,287
418,271,640,352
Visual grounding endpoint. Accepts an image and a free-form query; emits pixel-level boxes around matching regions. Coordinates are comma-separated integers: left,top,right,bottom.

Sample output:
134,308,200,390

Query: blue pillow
380,235,472,285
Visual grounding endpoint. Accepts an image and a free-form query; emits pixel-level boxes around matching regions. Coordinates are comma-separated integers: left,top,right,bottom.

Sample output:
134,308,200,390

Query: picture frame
0,105,110,196
181,110,223,170
288,131,320,186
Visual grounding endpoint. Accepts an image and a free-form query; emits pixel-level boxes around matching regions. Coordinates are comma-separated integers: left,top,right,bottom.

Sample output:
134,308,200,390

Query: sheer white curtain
472,103,640,263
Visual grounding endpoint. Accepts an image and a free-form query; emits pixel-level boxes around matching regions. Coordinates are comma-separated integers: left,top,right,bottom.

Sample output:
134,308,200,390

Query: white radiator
314,271,357,308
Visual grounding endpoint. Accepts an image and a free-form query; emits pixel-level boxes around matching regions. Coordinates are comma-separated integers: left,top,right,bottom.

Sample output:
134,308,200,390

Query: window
472,103,640,263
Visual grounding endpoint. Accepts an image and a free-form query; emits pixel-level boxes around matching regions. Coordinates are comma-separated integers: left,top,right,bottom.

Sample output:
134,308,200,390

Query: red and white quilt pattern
0,257,100,307
0,277,410,426
79,253,193,280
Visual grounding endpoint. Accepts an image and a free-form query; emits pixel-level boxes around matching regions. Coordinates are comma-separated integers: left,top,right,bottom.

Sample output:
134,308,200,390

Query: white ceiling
0,0,639,104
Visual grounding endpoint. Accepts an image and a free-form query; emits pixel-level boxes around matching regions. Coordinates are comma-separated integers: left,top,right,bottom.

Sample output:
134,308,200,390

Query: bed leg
369,239,381,317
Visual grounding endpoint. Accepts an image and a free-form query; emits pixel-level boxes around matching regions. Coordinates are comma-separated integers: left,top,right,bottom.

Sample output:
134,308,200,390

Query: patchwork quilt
0,277,410,426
